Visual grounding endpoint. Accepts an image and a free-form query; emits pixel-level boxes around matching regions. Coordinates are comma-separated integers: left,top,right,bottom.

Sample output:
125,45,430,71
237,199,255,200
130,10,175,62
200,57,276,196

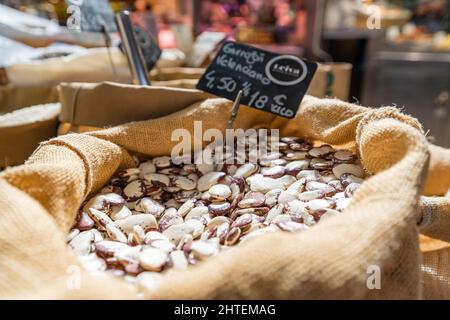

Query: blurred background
0,0,449,147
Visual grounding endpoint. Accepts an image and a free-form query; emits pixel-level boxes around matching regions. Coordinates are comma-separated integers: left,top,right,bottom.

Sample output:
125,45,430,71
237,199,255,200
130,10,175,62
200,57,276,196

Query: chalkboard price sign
196,41,317,119
133,26,162,71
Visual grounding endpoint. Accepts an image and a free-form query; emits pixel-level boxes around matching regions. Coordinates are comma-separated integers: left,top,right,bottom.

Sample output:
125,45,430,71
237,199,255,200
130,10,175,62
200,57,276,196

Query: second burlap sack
1,94,450,299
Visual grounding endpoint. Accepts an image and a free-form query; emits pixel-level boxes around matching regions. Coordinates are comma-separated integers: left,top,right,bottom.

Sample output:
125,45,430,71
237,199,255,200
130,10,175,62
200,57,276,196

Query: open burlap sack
2,94,450,299
306,63,353,101
419,234,450,299
414,143,450,299
4,48,131,87
0,103,60,168
152,79,198,90
57,82,212,135
149,67,205,82
0,85,59,114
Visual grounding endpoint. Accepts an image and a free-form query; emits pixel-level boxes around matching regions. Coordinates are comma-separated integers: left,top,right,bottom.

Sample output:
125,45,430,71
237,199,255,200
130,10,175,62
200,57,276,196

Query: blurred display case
363,43,450,147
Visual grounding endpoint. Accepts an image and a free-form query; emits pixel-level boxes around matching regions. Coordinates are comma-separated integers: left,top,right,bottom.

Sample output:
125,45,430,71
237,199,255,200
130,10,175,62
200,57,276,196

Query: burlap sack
0,85,59,114
152,79,198,90
147,64,352,100
57,82,212,135
4,48,131,87
149,67,205,82
419,234,450,299
1,94,450,299
0,103,60,168
306,63,353,101
416,143,450,299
